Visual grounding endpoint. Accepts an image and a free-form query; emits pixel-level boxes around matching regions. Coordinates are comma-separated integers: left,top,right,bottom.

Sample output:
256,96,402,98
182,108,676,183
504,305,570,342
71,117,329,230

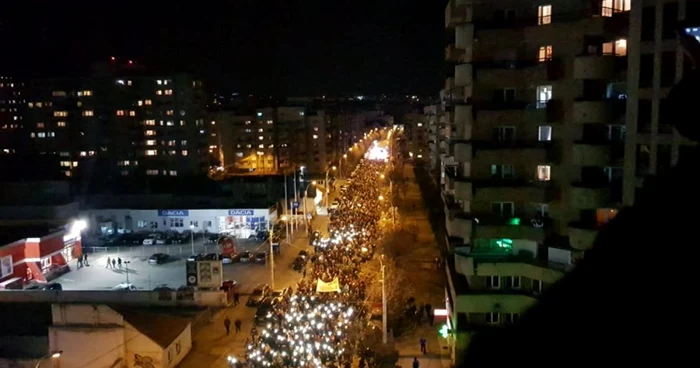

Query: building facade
403,109,429,162
16,59,209,179
441,0,630,362
623,0,698,206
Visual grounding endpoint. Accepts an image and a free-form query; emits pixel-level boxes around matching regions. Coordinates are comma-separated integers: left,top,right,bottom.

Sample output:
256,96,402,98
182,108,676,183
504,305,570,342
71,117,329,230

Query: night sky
0,0,446,96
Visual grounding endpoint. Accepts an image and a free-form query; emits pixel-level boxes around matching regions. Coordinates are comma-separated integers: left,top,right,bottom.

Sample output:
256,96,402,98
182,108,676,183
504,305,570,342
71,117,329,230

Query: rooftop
112,306,191,348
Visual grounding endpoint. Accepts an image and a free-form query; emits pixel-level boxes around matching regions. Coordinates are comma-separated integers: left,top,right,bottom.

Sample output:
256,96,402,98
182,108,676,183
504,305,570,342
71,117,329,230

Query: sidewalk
392,165,450,368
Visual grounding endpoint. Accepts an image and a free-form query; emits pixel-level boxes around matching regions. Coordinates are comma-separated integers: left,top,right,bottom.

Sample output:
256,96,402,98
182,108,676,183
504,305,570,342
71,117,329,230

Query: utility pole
381,256,388,344
269,222,275,289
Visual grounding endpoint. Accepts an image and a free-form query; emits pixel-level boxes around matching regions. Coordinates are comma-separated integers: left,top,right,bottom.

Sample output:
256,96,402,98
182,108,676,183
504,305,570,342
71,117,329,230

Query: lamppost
324,166,337,207
268,221,275,289
189,224,195,255
35,351,62,368
281,215,290,244
379,255,387,344
302,181,317,232
124,260,131,284
339,154,347,179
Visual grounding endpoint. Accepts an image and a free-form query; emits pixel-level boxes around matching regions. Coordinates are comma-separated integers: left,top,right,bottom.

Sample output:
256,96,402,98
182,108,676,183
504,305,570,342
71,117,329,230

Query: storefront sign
228,209,254,216
158,210,189,217
185,261,198,286
196,260,223,289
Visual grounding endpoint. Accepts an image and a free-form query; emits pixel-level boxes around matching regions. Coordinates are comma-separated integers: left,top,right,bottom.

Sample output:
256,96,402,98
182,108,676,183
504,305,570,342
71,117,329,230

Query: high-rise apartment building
403,109,429,162
624,0,698,206
441,0,630,363
0,76,25,156
14,59,209,179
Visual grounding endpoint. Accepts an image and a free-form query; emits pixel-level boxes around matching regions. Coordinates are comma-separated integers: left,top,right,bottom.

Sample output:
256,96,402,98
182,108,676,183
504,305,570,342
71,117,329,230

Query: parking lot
54,225,320,294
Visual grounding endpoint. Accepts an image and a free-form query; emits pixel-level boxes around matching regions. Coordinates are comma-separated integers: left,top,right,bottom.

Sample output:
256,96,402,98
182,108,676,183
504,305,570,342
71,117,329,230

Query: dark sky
0,0,446,96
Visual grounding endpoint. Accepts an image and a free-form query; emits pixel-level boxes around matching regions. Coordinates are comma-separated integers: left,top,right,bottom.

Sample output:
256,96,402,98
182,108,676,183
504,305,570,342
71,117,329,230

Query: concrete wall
0,290,228,307
125,321,163,368
163,324,192,368
49,325,126,368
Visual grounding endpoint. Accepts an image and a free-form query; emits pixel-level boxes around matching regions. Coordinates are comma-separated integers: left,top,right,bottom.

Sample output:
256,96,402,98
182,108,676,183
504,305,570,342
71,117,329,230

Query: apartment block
441,0,630,363
623,0,698,206
403,108,429,161
0,76,25,156
12,59,209,179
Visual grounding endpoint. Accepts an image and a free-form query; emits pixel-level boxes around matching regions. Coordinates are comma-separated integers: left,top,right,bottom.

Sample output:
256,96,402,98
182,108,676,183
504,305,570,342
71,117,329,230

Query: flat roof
0,225,62,247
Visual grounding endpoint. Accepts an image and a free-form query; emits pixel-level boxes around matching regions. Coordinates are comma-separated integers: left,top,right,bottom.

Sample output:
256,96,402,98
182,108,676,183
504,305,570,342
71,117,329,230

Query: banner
316,277,340,293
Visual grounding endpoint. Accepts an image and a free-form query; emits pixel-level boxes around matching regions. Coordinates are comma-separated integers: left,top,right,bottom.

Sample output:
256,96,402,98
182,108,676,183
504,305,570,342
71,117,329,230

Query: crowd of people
242,144,391,368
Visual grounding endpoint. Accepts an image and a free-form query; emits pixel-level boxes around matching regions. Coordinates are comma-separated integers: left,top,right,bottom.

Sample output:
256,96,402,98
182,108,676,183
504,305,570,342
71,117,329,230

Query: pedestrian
106,257,111,269
224,316,231,335
117,257,122,268
83,253,89,266
77,255,83,269
302,267,307,278
111,258,116,268
233,292,240,306
234,319,242,334
412,357,420,368
420,337,427,354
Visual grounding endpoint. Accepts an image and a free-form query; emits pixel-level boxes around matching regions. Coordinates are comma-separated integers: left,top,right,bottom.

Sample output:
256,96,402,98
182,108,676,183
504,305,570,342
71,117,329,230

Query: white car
142,234,159,245
113,283,137,291
330,201,340,210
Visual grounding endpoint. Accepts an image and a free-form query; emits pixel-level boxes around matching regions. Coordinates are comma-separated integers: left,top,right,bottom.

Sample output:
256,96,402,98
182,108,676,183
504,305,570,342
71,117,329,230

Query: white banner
0,255,12,278
316,277,340,293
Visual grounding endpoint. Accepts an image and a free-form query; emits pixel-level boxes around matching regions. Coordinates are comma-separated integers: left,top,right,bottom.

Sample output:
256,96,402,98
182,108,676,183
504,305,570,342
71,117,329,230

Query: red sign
220,237,236,257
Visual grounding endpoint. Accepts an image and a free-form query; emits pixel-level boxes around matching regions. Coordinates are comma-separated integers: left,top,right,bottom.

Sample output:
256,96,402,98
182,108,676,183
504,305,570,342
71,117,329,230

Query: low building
84,206,278,239
50,304,192,368
0,225,83,288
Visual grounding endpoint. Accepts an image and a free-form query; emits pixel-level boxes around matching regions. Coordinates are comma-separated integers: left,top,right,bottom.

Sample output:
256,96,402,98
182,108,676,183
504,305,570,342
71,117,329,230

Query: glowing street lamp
35,351,62,368
324,166,337,207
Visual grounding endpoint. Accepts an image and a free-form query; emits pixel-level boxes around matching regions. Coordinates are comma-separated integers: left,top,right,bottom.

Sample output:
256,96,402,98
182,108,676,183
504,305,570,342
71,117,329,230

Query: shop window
190,221,199,227
137,220,148,228
169,218,184,228
537,165,551,181
40,257,51,270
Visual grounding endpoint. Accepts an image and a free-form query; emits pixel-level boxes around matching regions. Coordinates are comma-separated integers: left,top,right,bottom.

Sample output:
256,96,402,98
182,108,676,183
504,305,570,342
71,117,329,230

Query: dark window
657,144,672,175
683,54,694,77
658,98,674,133
660,52,676,87
639,54,654,88
678,145,695,164
686,1,700,22
662,2,678,39
637,99,652,133
636,145,650,177
641,6,656,41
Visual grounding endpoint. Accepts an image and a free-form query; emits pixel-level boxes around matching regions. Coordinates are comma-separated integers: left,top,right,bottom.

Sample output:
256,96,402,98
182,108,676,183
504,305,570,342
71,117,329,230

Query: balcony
470,213,550,242
454,64,473,87
572,141,624,166
573,54,616,79
568,222,600,250
572,99,625,124
571,179,622,206
446,45,466,62
445,0,469,28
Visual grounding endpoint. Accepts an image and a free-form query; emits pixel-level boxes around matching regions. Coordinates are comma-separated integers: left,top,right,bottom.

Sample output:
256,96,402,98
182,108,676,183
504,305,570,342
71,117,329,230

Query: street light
124,261,131,284
324,166,337,207
35,351,62,368
302,181,317,232
268,221,276,289
281,215,290,244
189,224,195,255
379,256,387,344
339,154,348,179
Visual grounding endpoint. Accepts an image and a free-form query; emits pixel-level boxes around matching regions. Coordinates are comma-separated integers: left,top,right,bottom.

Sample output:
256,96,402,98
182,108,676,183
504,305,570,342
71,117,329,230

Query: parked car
113,283,137,291
148,253,169,265
153,285,174,291
240,251,252,263
254,297,279,324
330,200,340,210
25,282,62,291
254,252,267,263
297,250,309,259
143,234,159,245
247,284,271,306
270,287,292,300
187,253,205,262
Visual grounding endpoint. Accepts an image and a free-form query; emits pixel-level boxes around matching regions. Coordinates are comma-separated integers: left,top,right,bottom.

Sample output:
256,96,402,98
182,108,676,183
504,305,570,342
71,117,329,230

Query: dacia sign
228,209,254,216
158,209,189,217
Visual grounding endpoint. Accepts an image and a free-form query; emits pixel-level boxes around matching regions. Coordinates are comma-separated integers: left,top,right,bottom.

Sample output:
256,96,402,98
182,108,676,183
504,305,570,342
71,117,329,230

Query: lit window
57,122,66,127
144,119,155,126
80,151,87,157
245,120,252,125
538,126,552,141
138,100,143,106
538,45,553,62
129,111,136,116
52,91,67,97
164,89,173,95
116,110,125,116
258,128,264,132
313,127,319,132
82,110,93,116
37,132,46,138
157,80,163,85
77,101,83,107
536,85,552,108
28,102,34,108
313,135,318,139
614,39,627,56
127,80,132,86
211,120,216,125
538,5,551,25
257,112,263,117
116,79,125,85
147,169,159,175
166,110,174,116
145,150,158,156
145,140,156,146
537,165,551,181
145,99,152,105
36,102,43,108
236,152,244,157
167,140,176,146
54,111,68,117
258,144,265,149
169,170,177,176
266,120,273,124
181,150,188,156
181,140,187,145
79,90,92,96
417,123,423,127
156,90,163,95
37,122,45,128
145,130,156,136
258,136,264,140
30,133,35,138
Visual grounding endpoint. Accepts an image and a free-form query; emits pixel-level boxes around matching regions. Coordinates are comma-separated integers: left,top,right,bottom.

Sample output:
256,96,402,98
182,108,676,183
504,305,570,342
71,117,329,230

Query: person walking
233,292,240,306
111,258,116,268
117,257,122,269
83,253,89,266
106,257,111,269
224,316,231,335
420,337,427,354
412,357,420,368
234,319,242,334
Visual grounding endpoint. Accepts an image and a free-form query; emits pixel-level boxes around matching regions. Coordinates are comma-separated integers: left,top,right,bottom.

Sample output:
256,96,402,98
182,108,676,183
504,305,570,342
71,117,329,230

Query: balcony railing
473,8,629,30
467,212,553,229
458,139,553,151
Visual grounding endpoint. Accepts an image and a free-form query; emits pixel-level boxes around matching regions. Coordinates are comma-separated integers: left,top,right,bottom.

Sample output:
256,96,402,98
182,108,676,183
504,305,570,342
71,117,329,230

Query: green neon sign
439,324,450,338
